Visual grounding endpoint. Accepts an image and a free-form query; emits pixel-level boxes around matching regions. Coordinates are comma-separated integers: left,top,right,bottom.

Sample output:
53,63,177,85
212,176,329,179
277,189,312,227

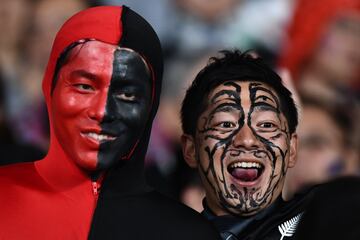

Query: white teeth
86,132,116,141
230,162,262,169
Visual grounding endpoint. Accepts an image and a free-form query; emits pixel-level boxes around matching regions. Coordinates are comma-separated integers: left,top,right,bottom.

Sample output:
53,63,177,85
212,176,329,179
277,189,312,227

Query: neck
35,135,90,190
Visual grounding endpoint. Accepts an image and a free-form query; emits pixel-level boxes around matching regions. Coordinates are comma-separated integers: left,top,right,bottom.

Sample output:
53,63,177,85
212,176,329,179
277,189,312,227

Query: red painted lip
80,127,102,148
80,132,101,148
81,127,102,134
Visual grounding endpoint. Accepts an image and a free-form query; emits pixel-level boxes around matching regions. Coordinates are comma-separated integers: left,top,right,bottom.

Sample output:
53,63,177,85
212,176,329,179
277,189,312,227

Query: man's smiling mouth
227,161,265,182
83,132,117,142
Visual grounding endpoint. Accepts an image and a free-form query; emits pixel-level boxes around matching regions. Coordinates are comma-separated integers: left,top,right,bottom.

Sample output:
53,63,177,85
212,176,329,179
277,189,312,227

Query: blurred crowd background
0,0,359,211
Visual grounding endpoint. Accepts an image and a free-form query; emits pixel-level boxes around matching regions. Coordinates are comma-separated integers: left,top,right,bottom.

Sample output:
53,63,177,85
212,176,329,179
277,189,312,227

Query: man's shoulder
0,161,38,181
0,161,50,197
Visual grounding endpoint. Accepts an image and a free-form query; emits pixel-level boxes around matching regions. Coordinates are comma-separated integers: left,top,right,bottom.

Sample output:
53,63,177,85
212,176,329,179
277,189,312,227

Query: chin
75,153,99,172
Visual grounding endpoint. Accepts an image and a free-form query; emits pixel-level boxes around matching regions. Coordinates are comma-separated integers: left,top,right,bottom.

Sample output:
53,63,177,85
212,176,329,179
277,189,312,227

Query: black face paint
97,48,152,171
197,81,291,215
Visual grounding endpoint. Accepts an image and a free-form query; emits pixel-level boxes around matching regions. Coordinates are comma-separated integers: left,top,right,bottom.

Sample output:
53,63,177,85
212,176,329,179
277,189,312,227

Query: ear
181,134,198,168
288,133,298,168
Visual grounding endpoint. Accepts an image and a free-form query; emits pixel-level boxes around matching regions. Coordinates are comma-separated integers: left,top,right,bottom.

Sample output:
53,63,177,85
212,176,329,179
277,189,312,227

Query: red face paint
51,41,152,172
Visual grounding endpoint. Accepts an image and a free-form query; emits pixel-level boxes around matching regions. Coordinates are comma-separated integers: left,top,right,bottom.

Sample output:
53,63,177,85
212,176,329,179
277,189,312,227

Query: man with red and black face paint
181,50,312,240
51,42,152,173
0,6,220,240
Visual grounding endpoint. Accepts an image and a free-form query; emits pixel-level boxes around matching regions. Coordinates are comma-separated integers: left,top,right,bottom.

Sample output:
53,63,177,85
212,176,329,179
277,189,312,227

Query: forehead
66,40,117,65
65,41,149,67
57,40,151,85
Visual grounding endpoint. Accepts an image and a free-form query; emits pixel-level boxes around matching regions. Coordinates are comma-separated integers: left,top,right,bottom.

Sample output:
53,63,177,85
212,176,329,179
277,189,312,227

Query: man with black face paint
181,50,312,240
0,6,220,240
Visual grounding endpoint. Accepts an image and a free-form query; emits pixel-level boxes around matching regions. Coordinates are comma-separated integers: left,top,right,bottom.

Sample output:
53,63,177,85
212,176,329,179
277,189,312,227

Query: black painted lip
99,128,119,138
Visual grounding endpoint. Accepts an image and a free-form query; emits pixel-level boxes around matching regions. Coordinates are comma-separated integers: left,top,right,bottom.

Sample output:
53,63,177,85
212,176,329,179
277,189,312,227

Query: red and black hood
38,6,163,195
43,5,162,126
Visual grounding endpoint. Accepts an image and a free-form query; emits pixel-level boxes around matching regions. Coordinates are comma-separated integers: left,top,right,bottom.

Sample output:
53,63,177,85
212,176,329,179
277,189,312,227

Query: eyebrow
213,103,241,113
224,81,241,92
252,103,279,113
70,69,98,81
211,90,240,104
251,86,279,107
255,95,276,104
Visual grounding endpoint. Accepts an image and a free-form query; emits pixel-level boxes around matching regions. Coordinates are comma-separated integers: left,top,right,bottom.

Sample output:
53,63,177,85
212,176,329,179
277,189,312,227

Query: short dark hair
181,49,298,136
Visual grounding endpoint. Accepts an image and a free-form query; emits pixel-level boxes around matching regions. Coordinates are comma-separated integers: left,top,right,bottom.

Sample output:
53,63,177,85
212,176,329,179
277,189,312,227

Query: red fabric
278,0,360,81
0,6,124,239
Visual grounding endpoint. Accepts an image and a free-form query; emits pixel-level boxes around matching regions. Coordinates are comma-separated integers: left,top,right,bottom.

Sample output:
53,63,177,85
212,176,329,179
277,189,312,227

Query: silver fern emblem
278,212,303,240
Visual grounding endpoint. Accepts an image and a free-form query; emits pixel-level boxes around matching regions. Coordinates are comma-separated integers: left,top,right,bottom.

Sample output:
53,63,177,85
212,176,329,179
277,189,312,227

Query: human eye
217,121,236,129
260,122,274,128
115,92,138,102
73,83,94,92
255,95,273,102
257,121,278,132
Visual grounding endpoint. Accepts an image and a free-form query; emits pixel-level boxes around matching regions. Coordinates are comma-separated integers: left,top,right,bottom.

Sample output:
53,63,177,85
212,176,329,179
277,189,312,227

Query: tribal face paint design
51,41,152,172
195,81,293,215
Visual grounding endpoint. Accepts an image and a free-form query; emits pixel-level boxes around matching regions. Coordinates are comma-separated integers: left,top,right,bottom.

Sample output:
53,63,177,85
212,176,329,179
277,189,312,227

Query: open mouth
227,161,265,182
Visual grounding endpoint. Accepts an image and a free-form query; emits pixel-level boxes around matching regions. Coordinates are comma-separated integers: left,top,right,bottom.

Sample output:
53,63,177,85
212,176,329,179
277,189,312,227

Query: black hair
181,49,298,136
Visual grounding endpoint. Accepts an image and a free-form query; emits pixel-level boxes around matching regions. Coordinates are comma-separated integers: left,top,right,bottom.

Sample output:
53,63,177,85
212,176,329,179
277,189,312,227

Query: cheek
272,137,288,154
259,132,288,154
52,90,88,119
117,101,150,123
58,97,80,117
196,136,211,167
198,137,224,173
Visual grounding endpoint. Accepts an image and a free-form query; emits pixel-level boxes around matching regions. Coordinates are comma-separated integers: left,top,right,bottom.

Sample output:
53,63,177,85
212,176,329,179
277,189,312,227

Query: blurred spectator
284,88,359,199
92,0,242,58
0,0,33,79
5,0,88,149
0,69,44,165
278,0,360,96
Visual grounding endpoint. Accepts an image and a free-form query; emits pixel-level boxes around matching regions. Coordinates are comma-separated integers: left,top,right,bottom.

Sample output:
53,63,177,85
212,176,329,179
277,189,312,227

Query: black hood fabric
93,5,163,199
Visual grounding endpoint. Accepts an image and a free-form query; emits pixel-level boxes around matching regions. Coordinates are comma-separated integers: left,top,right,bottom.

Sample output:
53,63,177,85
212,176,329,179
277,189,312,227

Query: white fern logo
278,212,303,240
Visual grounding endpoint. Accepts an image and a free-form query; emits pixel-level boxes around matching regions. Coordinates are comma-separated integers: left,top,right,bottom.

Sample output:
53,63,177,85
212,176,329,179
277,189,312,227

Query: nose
87,92,107,122
232,124,261,150
100,95,117,123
